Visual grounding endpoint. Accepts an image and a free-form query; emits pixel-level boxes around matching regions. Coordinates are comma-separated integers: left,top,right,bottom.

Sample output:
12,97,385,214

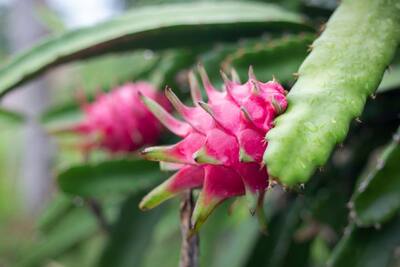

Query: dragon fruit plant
1,0,400,266
139,66,287,231
60,82,170,154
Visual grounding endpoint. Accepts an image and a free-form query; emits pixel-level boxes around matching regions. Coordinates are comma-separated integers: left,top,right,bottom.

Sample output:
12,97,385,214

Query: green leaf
223,33,315,83
98,194,164,267
0,150,23,217
350,127,400,226
55,235,106,267
328,216,400,267
149,49,198,89
310,235,331,267
141,202,181,267
200,43,243,86
264,0,400,186
201,199,261,267
34,3,66,34
199,33,314,88
68,51,160,99
244,196,308,267
19,207,98,267
0,108,25,127
0,109,25,217
41,101,82,129
0,2,308,97
57,158,166,197
36,194,74,234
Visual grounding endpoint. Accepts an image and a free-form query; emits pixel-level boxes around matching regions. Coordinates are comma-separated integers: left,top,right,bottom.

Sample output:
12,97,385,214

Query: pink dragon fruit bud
62,82,170,154
139,66,287,231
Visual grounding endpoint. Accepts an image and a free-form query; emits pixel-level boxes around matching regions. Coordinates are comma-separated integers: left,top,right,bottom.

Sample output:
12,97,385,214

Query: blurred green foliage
0,1,399,267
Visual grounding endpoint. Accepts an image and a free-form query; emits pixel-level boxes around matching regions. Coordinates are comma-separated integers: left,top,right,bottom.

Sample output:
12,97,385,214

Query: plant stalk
86,198,110,234
179,190,199,267
82,153,110,234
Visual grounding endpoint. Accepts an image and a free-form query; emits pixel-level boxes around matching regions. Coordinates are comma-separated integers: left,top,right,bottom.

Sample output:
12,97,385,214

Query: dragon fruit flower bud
139,66,287,231
64,82,170,154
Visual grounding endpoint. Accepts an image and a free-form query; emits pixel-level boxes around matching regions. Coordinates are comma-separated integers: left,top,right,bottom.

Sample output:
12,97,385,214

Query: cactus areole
139,67,287,231
71,82,170,153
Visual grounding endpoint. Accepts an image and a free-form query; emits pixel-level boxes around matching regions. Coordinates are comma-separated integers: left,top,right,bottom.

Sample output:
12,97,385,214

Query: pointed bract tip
197,101,214,116
197,63,218,98
164,86,173,98
138,91,154,106
197,63,209,82
240,106,254,124
251,80,260,94
248,65,256,81
191,193,221,232
230,68,241,83
137,90,144,98
163,85,170,93
193,147,220,164
141,145,181,163
165,87,189,114
271,97,283,115
188,70,203,104
239,148,255,163
197,101,226,129
249,190,267,234
220,69,232,85
246,193,258,216
244,185,263,215
140,93,191,137
139,182,175,211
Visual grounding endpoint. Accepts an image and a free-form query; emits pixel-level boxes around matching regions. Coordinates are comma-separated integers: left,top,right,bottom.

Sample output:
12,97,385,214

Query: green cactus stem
264,0,400,186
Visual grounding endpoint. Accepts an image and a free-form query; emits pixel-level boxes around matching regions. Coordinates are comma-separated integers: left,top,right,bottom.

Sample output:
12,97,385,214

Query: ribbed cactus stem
264,0,400,186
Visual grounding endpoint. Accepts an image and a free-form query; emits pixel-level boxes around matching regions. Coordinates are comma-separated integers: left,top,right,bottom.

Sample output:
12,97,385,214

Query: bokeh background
0,0,399,267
